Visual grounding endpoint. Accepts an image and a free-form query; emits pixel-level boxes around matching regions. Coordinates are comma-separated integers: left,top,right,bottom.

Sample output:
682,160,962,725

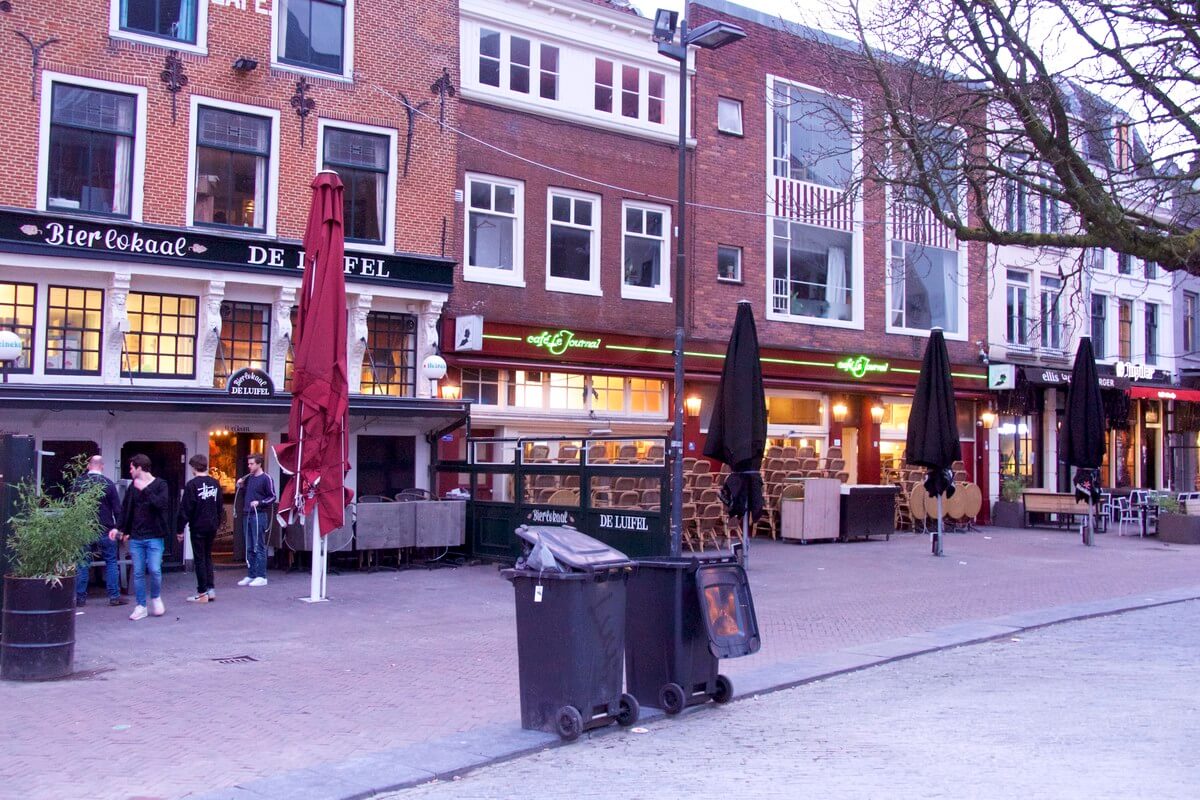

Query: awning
1130,386,1200,402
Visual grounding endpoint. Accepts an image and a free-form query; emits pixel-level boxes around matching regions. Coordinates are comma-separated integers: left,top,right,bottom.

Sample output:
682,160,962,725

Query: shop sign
1022,366,1124,390
526,329,602,356
227,368,275,398
1115,361,1156,381
836,355,889,379
0,209,453,290
597,512,650,532
526,508,576,526
988,364,1016,390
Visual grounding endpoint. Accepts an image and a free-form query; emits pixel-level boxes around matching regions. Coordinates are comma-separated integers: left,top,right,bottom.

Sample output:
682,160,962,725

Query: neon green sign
836,355,889,378
526,329,602,356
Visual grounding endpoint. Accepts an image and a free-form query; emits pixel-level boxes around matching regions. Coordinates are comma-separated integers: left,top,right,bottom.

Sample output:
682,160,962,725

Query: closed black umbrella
1062,337,1106,546
906,328,960,556
704,301,766,562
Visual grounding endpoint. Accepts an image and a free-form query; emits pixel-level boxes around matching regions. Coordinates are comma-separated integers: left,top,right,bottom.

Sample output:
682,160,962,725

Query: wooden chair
691,459,712,475
639,489,661,510
645,444,665,463
615,490,640,508
546,488,579,506
798,446,816,459
697,503,725,551
765,445,784,460
556,443,580,463
613,476,637,492
692,473,714,490
525,444,551,462
682,503,700,551
698,488,720,504
616,444,639,462
780,446,798,460
586,443,609,463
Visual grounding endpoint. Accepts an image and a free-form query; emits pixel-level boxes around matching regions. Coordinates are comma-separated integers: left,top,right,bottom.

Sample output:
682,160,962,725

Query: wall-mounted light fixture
979,409,997,429
832,401,849,422
870,403,885,424
232,57,258,74
684,395,702,417
440,383,461,401
1145,404,1159,424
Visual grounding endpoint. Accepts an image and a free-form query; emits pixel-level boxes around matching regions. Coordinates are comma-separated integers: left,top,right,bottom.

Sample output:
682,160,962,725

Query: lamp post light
655,8,746,558
0,330,22,384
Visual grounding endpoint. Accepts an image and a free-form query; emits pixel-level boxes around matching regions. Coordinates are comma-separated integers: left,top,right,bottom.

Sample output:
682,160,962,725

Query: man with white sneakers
236,453,275,588
113,454,170,621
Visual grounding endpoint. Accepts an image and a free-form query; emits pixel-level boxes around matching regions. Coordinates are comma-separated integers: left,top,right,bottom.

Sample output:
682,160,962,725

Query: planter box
991,500,1025,529
2,574,76,681
1155,514,1200,545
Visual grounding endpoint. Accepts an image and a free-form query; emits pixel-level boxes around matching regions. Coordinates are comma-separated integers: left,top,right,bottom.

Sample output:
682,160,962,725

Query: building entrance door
208,431,268,565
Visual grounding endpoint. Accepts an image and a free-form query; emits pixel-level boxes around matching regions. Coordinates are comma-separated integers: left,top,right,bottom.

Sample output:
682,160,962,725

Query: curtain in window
374,171,385,238
940,249,958,331
253,156,266,229
176,0,196,42
825,246,848,320
112,136,132,217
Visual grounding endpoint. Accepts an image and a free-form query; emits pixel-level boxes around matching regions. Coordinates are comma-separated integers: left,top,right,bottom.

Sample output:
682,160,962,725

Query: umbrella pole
303,516,328,602
741,513,750,568
933,494,945,557
1083,499,1094,547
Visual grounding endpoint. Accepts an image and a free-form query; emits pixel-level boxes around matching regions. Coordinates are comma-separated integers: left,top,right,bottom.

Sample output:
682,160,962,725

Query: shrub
6,456,104,584
1000,475,1027,503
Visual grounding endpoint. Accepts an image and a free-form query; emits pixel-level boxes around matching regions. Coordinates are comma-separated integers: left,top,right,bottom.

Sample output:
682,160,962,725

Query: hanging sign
836,355,889,379
988,363,1016,390
1114,361,1156,381
227,368,275,398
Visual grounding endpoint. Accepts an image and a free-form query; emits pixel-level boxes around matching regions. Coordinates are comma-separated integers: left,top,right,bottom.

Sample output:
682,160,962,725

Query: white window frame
545,188,601,296
1039,275,1063,351
717,244,742,283
270,0,355,83
1005,269,1030,348
463,173,525,287
885,237,969,340
717,97,743,136
620,201,671,303
315,119,397,254
185,95,281,237
37,72,149,223
108,0,209,55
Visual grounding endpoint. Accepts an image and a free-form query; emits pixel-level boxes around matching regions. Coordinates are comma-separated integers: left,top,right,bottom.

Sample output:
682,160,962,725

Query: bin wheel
556,705,583,741
616,693,640,727
711,674,734,704
660,682,686,715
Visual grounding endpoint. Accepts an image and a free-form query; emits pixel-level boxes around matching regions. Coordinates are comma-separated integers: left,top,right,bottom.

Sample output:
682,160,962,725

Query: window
118,0,199,44
45,286,103,374
361,312,415,396
1144,303,1158,365
1040,276,1062,350
508,370,544,408
278,0,346,74
771,82,852,188
123,292,198,378
1091,294,1107,358
322,126,390,244
1038,183,1061,234
1005,270,1029,347
717,245,742,283
547,190,599,293
284,304,297,387
622,203,670,300
890,240,961,333
548,373,586,410
479,28,501,87
0,282,36,373
1144,260,1158,280
717,97,743,135
772,221,853,322
47,85,137,217
510,36,531,94
193,106,271,231
214,301,270,388
1117,252,1132,275
1118,299,1133,360
621,66,639,119
540,45,559,100
1088,248,1106,273
591,375,624,413
1004,178,1028,232
595,59,614,113
464,175,523,285
1185,293,1198,353
648,72,665,124
460,368,500,405
629,378,664,414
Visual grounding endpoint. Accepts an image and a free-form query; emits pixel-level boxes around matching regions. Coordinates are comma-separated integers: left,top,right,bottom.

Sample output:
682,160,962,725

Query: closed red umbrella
274,171,352,601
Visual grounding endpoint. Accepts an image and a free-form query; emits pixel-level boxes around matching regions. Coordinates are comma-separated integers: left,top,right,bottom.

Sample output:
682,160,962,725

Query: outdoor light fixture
684,395,702,417
870,404,885,423
1145,405,1159,424
440,384,461,401
655,7,747,558
832,401,849,422
980,409,997,429
232,57,258,74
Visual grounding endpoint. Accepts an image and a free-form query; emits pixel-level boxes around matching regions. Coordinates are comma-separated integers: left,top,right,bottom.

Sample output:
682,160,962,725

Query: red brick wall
0,1,457,257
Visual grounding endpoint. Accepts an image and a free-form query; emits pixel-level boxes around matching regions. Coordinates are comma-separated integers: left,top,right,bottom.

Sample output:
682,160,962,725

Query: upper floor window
46,286,103,375
594,59,665,125
1144,303,1158,365
119,0,198,44
1040,276,1062,351
595,59,614,113
1118,298,1133,360
547,190,600,295
47,85,136,218
361,311,415,397
278,0,347,75
193,106,271,231
1003,167,1028,232
622,203,670,301
0,282,36,373
322,125,392,245
464,174,523,286
718,245,742,283
214,301,270,389
717,97,743,136
539,44,559,100
1144,260,1158,280
123,292,198,378
1038,183,1061,234
1091,293,1107,358
889,240,961,333
1005,270,1029,347
771,221,853,322
1117,252,1132,275
1185,292,1198,354
771,82,852,189
479,28,559,101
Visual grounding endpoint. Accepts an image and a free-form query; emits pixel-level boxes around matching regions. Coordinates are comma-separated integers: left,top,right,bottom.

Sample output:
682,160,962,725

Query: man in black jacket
177,454,223,604
74,455,126,607
113,454,170,621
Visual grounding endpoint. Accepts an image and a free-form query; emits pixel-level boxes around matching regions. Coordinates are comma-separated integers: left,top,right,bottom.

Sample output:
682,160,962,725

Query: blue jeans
128,538,164,607
76,535,121,600
243,509,269,579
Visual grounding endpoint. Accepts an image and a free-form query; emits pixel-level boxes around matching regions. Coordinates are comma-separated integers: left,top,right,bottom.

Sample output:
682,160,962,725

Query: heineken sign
836,355,889,379
526,329,602,356
0,209,453,290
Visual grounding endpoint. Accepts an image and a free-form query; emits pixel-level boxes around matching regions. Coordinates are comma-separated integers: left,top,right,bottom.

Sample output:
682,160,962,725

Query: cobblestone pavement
1,528,1197,799
391,601,1200,800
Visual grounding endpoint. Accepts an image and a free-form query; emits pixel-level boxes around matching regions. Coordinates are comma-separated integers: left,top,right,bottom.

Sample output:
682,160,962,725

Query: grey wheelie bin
502,525,640,741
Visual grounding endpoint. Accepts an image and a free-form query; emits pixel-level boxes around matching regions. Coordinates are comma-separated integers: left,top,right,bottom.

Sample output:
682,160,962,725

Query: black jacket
73,471,121,535
177,476,224,535
121,478,171,540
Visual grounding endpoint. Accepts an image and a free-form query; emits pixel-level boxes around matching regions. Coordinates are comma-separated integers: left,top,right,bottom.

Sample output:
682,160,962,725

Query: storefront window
213,300,270,388
766,395,824,426
45,285,103,375
548,372,586,410
0,281,37,372
591,375,624,413
123,291,198,377
1112,428,1133,488
629,378,664,414
459,368,500,405
360,311,415,396
998,415,1036,484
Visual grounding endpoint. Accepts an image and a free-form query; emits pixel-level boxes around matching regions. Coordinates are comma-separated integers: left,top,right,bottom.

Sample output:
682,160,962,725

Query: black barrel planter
2,575,76,681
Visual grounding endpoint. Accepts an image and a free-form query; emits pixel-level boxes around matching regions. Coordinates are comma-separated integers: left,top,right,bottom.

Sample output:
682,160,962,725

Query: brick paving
2,527,1198,800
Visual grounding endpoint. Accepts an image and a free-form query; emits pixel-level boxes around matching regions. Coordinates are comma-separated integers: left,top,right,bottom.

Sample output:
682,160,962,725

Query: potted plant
1154,495,1200,545
991,475,1027,528
2,457,103,681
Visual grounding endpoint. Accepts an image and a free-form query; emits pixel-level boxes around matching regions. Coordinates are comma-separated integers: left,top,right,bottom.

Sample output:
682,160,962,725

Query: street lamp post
653,10,746,557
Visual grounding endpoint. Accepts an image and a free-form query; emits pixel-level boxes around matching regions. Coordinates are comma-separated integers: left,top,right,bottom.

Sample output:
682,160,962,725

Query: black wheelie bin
625,553,760,714
502,525,640,741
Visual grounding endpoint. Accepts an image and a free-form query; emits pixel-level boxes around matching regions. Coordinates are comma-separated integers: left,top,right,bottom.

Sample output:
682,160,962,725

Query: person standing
177,454,223,604
236,453,275,587
113,454,170,621
74,455,126,607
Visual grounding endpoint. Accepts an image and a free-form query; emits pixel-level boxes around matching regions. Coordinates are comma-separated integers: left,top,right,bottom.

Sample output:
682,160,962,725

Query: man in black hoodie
74,455,125,607
113,453,170,621
177,454,223,604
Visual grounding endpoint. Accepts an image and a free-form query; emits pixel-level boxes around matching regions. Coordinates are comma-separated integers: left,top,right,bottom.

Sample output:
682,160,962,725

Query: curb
191,586,1200,800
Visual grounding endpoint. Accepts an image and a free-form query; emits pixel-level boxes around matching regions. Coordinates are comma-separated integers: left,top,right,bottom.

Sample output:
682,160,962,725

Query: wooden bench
1021,490,1090,528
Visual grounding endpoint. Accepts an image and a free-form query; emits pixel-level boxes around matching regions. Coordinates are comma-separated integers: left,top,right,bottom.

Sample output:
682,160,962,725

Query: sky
628,0,842,22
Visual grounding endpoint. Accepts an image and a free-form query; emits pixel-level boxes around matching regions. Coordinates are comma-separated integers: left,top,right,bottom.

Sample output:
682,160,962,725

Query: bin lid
514,525,632,572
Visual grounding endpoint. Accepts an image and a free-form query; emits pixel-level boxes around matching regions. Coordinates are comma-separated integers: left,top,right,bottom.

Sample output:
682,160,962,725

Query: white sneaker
129,605,148,621
248,577,268,587
206,589,217,601
237,577,253,586
150,597,165,616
